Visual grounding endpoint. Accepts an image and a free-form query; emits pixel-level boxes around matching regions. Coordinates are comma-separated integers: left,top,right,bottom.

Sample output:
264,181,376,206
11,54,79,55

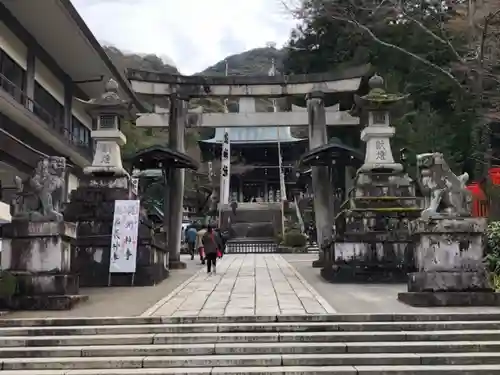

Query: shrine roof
200,127,304,144
128,145,199,170
300,139,364,167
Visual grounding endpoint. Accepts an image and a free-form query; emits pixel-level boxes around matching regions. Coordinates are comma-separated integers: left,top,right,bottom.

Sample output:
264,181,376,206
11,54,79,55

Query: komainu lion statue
12,156,66,222
416,152,472,219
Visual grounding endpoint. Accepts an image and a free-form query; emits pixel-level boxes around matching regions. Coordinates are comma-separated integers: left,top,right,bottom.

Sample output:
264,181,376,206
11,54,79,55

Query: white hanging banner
109,200,140,273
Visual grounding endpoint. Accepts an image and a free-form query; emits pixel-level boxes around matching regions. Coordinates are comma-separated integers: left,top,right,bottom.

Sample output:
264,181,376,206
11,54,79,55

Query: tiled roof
200,127,302,144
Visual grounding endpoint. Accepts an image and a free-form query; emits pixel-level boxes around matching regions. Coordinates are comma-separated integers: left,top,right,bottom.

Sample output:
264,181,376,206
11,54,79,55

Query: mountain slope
104,46,179,75
201,47,286,76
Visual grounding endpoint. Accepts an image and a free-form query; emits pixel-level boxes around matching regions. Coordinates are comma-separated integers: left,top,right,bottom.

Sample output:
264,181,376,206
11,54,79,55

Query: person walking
195,225,207,265
214,227,227,256
185,225,198,260
202,225,223,275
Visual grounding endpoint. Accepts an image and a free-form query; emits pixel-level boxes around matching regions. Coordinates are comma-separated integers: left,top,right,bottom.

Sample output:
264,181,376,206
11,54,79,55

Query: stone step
2,330,500,347
3,352,500,370
2,365,500,375
2,341,500,357
4,314,500,375
3,313,500,327
2,320,500,336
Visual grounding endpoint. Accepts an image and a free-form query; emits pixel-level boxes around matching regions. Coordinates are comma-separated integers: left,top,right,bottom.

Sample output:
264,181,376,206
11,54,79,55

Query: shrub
486,221,500,275
283,229,307,248
0,271,17,299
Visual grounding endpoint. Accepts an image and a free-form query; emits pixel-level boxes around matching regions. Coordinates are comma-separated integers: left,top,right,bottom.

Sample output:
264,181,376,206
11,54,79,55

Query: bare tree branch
282,0,464,87
329,14,464,87
400,11,464,63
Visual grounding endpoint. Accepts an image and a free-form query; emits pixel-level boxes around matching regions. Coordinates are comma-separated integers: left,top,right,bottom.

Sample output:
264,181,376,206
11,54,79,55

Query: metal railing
0,73,93,158
226,239,278,253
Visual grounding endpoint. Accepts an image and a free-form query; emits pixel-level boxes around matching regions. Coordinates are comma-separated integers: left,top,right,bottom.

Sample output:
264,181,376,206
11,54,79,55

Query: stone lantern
78,79,131,176
322,74,420,283
354,74,406,173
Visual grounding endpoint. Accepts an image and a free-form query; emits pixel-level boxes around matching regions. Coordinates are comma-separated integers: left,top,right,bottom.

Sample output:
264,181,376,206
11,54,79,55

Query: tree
285,0,497,176
283,0,500,178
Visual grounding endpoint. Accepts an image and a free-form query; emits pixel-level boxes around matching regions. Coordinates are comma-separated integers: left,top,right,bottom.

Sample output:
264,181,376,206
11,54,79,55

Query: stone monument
398,152,498,306
1,156,85,310
322,75,421,282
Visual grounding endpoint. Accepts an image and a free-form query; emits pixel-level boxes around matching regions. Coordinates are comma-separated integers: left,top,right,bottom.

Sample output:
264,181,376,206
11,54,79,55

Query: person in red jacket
202,225,223,275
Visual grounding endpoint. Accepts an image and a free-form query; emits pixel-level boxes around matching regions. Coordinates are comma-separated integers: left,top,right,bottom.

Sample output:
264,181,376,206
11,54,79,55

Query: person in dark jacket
202,225,223,274
214,228,226,256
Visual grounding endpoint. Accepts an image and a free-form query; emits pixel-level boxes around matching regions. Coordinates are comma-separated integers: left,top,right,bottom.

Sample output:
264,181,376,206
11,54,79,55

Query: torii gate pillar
167,96,188,268
307,91,334,268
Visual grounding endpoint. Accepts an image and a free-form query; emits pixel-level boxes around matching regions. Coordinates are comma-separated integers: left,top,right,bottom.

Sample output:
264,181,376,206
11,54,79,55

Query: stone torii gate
127,65,369,266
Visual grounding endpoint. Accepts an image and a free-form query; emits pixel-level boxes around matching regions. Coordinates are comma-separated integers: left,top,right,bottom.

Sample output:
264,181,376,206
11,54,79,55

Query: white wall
34,58,64,105
35,59,92,131
0,21,27,69
66,173,79,201
72,99,92,129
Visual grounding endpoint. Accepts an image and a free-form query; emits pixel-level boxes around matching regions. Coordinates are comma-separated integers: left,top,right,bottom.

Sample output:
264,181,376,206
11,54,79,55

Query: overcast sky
71,0,297,75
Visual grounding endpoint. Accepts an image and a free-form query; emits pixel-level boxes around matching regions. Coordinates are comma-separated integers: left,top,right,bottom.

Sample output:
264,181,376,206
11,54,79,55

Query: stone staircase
2,313,500,374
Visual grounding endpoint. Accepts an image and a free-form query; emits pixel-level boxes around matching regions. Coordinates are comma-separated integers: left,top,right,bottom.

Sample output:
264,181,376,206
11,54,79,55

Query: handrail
294,195,305,233
0,73,92,158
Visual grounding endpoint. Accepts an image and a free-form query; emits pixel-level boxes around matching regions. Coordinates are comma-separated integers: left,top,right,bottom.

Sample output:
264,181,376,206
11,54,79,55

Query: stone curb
278,254,336,314
141,267,206,317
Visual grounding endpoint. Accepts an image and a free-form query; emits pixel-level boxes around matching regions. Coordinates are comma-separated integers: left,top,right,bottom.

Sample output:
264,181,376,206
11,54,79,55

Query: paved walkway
284,253,500,314
144,254,335,317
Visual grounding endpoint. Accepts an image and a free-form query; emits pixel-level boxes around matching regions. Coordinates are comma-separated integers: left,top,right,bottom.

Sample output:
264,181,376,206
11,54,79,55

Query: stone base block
408,271,491,292
312,252,325,268
321,262,408,283
169,260,186,270
1,221,76,275
14,272,79,295
312,259,325,268
412,217,487,272
276,246,307,254
85,265,170,287
398,291,500,307
1,294,88,310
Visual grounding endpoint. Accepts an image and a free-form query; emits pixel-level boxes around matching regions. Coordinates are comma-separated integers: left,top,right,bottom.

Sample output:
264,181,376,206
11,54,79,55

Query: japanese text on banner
109,200,140,273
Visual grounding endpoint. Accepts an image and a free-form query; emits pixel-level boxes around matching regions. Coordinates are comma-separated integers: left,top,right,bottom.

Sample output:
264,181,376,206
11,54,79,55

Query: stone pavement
284,253,500,314
144,254,335,317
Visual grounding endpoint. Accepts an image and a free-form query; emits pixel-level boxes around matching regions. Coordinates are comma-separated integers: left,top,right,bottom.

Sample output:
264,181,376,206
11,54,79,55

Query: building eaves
59,0,147,113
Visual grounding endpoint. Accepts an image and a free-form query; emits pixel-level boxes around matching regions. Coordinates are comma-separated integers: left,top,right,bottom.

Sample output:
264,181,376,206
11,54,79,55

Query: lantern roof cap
76,78,133,116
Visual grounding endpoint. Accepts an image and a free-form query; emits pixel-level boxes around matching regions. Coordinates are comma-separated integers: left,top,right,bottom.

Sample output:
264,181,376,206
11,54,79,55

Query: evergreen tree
283,0,478,175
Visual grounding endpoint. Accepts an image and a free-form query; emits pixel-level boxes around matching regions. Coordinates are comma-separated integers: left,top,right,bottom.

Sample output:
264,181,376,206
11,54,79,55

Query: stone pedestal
0,221,87,310
322,171,420,283
398,217,500,306
64,176,169,287
84,130,127,176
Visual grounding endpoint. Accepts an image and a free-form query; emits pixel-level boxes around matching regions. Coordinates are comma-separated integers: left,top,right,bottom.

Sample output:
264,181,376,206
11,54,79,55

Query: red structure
490,167,500,185
467,182,488,217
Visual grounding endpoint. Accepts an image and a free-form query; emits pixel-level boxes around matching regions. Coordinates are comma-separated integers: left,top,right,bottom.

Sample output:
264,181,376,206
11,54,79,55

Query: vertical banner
220,129,231,205
109,200,140,273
